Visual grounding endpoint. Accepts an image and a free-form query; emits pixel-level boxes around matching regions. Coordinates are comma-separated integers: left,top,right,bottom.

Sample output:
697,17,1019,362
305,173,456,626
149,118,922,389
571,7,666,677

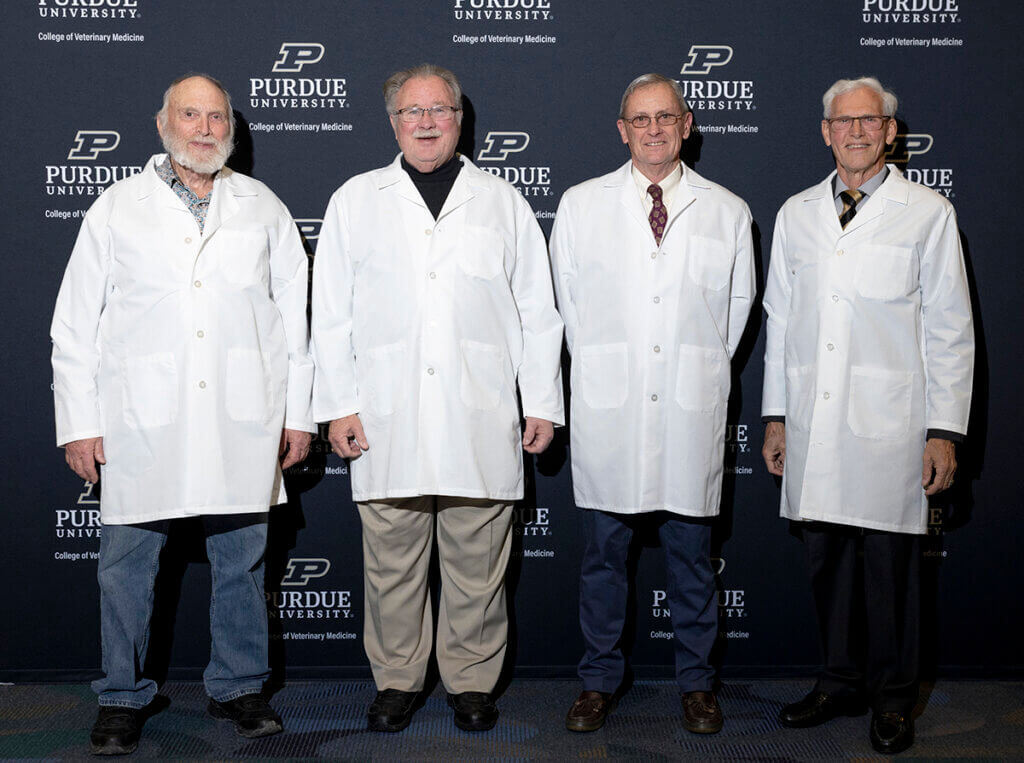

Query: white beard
162,130,233,175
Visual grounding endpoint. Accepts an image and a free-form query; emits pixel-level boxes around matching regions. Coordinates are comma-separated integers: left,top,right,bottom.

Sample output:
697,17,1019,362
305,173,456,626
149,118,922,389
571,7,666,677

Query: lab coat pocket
848,365,912,439
688,235,733,291
855,245,912,300
122,352,178,430
225,348,272,422
364,343,406,416
460,340,504,410
675,344,726,412
785,364,816,432
215,229,270,287
579,343,629,409
458,227,505,280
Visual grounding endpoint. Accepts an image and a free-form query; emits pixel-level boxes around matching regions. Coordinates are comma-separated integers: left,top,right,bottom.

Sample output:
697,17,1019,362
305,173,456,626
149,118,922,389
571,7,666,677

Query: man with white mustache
761,76,973,754
312,64,563,733
51,73,314,755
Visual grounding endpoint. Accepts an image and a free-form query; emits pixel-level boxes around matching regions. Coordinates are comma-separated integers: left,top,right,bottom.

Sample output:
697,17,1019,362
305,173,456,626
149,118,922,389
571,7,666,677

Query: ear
821,119,832,147
155,115,164,140
617,119,629,145
884,116,897,146
681,111,694,140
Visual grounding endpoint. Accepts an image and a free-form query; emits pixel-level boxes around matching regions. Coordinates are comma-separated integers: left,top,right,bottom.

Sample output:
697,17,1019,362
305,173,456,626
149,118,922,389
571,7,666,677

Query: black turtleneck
401,154,463,220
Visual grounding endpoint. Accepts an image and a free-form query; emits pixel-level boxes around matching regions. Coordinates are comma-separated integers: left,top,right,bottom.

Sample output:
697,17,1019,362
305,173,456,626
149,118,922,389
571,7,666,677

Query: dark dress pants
803,521,921,715
577,508,717,694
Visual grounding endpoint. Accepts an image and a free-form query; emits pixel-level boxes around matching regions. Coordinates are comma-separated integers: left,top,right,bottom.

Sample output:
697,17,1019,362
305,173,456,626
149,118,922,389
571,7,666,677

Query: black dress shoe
367,689,420,732
778,690,867,728
565,690,614,732
682,691,724,734
90,706,141,756
208,694,283,738
870,711,914,754
447,691,499,731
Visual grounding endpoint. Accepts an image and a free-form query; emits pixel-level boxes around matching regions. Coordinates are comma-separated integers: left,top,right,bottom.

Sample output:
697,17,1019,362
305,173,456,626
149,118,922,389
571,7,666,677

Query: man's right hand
328,414,369,460
65,436,105,482
762,421,786,477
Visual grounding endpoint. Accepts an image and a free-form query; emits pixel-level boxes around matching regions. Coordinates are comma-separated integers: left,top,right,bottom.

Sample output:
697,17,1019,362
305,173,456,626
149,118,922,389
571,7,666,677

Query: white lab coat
311,154,564,502
51,154,315,525
550,161,755,515
762,166,973,534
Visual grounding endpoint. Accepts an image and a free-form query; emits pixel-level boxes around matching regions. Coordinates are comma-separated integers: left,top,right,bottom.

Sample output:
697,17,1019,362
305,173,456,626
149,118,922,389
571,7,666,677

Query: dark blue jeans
93,514,270,708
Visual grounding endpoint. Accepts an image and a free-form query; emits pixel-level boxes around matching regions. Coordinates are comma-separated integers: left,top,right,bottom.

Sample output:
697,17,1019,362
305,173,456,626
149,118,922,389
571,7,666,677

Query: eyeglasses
623,113,685,128
826,115,890,131
392,105,461,123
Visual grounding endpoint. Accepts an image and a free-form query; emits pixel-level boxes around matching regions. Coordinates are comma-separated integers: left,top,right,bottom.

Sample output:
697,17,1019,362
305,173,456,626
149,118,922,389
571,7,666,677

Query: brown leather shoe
682,691,723,734
565,690,614,732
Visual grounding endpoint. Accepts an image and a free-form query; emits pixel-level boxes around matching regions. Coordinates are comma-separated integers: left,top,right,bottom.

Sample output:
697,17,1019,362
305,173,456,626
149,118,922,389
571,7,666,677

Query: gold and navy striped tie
839,189,864,229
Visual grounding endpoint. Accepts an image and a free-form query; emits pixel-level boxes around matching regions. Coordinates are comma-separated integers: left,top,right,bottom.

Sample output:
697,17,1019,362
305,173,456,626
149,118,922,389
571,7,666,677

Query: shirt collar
834,166,888,199
631,162,682,205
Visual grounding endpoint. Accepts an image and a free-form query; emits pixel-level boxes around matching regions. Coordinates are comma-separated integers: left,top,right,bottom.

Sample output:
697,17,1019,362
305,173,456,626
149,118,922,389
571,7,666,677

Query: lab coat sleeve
761,208,792,417
311,188,361,422
51,196,113,446
510,193,565,426
270,201,315,433
919,204,973,434
549,190,579,355
726,203,756,358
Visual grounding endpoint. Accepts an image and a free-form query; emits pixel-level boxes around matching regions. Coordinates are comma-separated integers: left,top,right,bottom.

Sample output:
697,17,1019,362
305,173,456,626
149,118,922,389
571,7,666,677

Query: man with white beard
51,73,314,755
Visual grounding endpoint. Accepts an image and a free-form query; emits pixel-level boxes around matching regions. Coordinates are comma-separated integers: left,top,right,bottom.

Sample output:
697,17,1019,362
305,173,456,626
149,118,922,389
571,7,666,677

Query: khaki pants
357,496,514,693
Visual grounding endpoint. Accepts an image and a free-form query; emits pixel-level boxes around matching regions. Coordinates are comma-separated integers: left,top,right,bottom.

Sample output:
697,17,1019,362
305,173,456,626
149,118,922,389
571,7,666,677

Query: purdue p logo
67,131,120,161
272,43,325,73
477,132,530,162
886,134,934,162
281,557,331,585
680,45,734,75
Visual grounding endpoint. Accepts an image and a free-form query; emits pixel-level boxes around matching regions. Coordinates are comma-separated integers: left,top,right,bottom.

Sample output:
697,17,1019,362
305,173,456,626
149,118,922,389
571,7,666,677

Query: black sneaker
447,691,499,731
208,694,283,738
90,706,141,756
367,689,420,732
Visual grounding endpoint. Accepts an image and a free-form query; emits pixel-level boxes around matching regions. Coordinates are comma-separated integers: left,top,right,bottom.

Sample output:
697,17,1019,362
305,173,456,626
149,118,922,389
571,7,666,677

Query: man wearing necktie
761,76,974,754
550,73,755,734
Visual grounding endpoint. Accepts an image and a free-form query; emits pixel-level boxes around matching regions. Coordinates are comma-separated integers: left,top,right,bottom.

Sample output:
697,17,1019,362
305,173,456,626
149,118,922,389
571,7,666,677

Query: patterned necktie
838,189,864,229
648,184,667,245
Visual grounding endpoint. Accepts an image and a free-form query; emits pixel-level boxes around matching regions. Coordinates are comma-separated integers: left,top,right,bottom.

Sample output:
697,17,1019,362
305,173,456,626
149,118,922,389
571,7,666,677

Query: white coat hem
352,487,524,503
102,503,271,526
784,509,926,535
574,499,719,518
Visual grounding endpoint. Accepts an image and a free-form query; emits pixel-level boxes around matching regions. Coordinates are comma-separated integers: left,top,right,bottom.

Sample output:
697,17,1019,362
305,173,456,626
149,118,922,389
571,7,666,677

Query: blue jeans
93,514,270,708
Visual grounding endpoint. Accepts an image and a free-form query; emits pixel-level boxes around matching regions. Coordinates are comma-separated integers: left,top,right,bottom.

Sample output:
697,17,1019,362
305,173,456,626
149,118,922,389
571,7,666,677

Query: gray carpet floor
2,679,1023,760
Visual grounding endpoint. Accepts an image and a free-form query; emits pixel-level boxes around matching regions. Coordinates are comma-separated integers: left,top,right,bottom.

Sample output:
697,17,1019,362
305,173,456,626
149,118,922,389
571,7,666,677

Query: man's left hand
280,428,313,469
922,437,956,495
522,417,554,455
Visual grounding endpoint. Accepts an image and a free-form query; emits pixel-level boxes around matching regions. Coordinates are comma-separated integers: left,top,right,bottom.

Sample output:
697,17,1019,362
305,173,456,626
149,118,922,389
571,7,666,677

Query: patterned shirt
156,157,213,234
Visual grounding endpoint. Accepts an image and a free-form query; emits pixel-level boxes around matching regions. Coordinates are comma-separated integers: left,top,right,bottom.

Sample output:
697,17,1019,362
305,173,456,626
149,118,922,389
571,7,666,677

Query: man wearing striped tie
761,76,974,755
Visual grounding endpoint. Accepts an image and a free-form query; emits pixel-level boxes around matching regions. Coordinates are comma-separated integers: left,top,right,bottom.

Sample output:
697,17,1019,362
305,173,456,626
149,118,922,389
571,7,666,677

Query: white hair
822,76,897,118
619,73,690,119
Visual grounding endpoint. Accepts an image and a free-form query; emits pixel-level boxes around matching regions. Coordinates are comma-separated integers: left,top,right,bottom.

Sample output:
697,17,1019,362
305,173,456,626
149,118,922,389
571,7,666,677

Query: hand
522,416,554,455
922,437,956,495
762,421,786,476
65,437,106,483
279,428,313,469
328,414,369,460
